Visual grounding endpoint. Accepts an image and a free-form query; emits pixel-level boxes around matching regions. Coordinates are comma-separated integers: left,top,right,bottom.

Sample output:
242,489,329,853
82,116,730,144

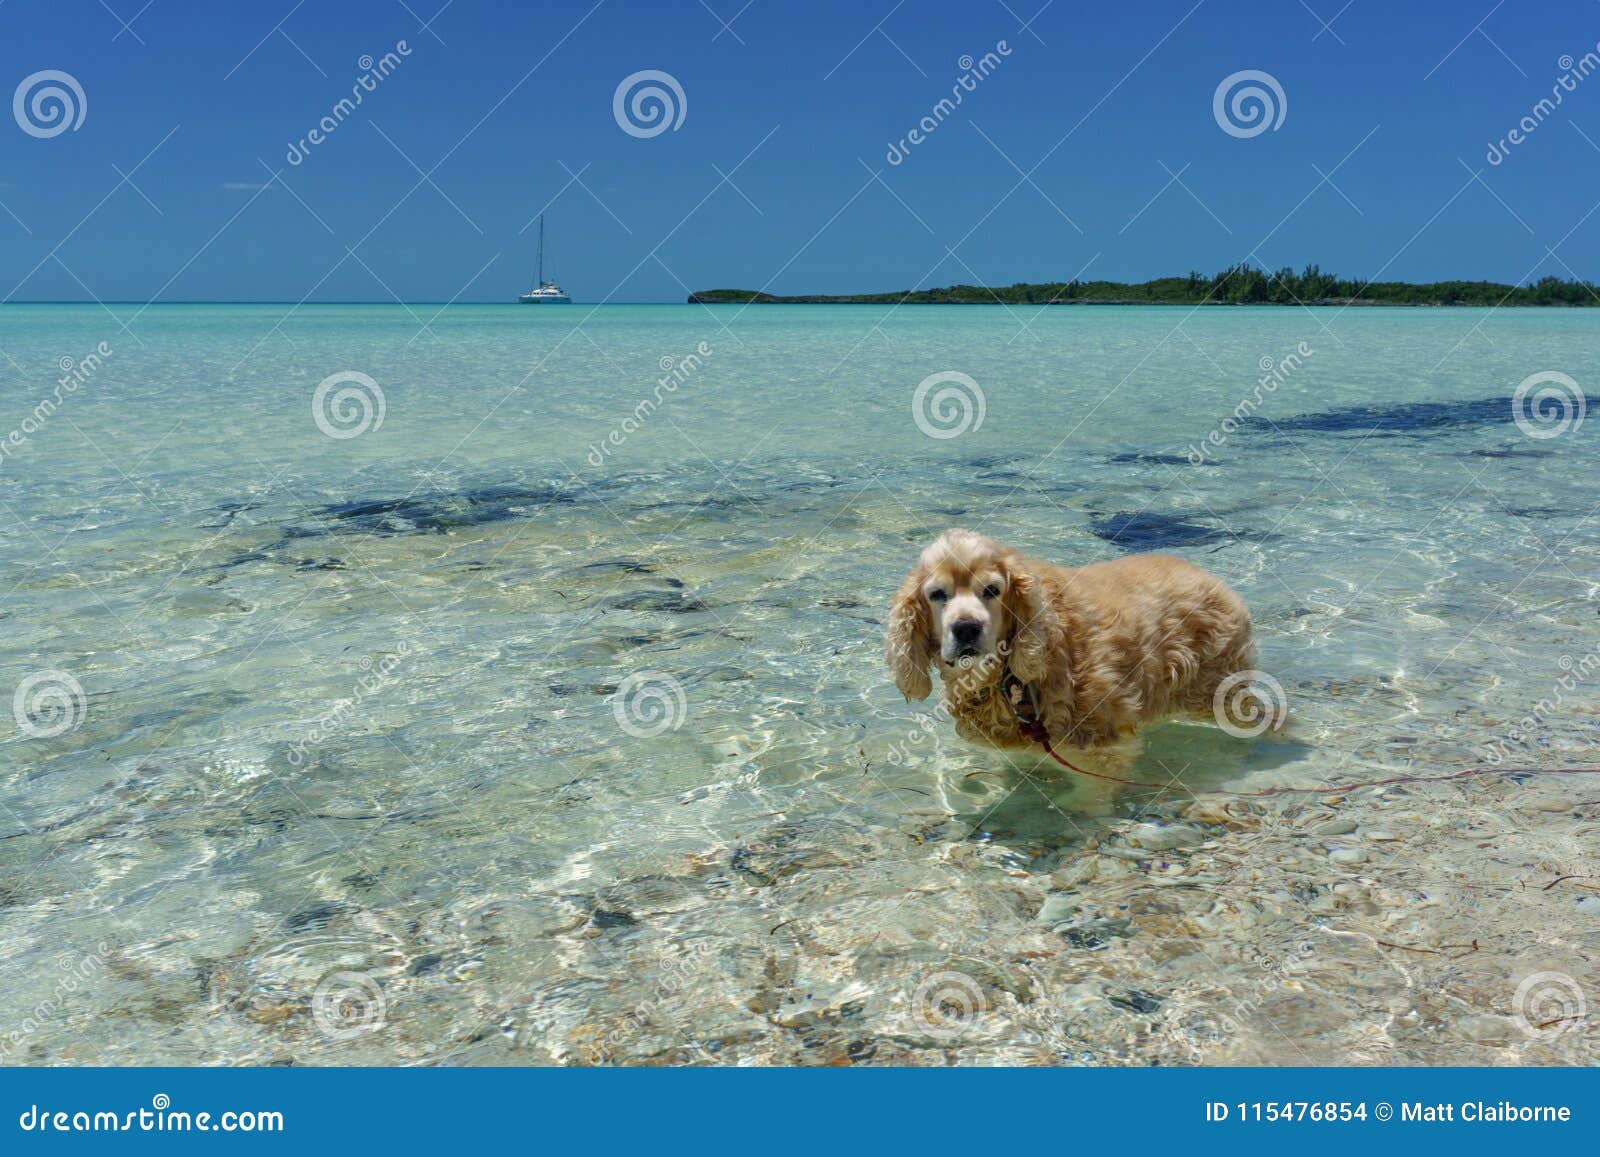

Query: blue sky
2,0,1598,302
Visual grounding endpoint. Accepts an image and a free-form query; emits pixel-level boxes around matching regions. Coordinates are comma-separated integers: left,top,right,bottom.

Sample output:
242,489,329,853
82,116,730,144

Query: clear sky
2,0,1598,302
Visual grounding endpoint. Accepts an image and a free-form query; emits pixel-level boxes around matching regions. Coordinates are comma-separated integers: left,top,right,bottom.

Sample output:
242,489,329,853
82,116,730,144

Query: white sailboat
519,213,571,303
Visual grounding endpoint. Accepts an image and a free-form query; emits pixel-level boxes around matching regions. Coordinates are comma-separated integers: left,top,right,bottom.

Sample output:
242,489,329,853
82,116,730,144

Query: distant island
688,264,1598,306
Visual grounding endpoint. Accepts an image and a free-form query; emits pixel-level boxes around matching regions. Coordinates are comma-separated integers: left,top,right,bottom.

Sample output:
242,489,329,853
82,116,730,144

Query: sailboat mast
518,211,568,301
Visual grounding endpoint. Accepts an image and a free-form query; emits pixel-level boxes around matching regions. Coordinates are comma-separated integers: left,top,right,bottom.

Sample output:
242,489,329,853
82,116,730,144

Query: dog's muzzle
948,619,982,659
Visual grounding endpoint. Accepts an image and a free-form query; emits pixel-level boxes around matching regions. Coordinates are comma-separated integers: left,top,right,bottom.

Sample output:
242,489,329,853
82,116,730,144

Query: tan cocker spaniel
885,529,1260,758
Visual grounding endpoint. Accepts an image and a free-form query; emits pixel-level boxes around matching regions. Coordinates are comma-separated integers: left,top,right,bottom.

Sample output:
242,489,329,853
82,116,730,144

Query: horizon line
2,299,1588,308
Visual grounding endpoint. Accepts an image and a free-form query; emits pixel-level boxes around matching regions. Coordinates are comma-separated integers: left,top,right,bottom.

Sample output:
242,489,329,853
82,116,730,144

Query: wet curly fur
885,529,1259,753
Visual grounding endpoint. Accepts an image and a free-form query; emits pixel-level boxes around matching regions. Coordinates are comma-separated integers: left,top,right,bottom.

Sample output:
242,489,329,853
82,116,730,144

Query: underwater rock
606,590,709,613
547,683,617,697
1060,919,1134,950
1452,1013,1516,1045
771,983,870,1030
1088,511,1240,550
1035,894,1077,926
1107,988,1163,1014
1311,818,1358,836
597,876,705,917
1465,445,1551,459
575,558,658,575
286,484,572,538
1107,452,1218,467
1121,823,1204,851
282,901,353,931
407,952,443,977
1253,396,1514,437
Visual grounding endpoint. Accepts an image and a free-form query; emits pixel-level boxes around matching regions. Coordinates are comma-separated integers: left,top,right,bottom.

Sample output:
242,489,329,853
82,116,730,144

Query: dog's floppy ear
885,565,934,700
1003,555,1060,686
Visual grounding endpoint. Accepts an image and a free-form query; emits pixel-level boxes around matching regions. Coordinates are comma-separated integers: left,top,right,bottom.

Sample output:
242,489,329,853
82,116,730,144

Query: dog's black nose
950,619,982,647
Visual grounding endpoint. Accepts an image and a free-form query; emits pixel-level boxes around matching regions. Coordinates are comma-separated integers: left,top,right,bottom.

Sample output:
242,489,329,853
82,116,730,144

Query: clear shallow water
1,303,1597,1065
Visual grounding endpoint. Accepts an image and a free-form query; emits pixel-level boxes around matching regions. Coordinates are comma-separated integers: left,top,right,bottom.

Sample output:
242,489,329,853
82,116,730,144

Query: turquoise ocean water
1,304,1596,1064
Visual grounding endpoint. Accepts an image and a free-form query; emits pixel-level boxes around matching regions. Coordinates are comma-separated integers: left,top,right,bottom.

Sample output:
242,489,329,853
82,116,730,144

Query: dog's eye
982,584,1001,600
928,590,948,603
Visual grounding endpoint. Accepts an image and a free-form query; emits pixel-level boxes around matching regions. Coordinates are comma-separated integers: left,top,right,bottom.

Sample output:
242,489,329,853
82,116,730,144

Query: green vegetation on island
688,264,1599,306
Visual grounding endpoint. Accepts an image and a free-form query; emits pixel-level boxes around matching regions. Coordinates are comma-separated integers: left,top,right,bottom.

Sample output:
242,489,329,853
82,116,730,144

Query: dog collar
1001,667,1050,745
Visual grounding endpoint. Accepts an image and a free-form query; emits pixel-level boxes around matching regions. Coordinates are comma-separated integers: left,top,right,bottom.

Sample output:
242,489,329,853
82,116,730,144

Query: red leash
1003,672,1600,799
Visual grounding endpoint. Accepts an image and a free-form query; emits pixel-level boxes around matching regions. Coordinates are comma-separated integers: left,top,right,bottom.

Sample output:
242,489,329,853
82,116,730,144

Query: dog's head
884,528,1058,700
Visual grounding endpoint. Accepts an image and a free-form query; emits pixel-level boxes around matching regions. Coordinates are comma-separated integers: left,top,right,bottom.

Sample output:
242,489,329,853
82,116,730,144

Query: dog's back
1046,552,1256,733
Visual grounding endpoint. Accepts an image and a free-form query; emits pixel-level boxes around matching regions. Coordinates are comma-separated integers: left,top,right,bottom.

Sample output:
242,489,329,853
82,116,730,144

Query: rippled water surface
2,304,1597,1065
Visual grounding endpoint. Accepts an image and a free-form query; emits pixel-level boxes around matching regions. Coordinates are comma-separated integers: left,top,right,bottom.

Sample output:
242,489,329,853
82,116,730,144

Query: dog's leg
1063,737,1142,816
